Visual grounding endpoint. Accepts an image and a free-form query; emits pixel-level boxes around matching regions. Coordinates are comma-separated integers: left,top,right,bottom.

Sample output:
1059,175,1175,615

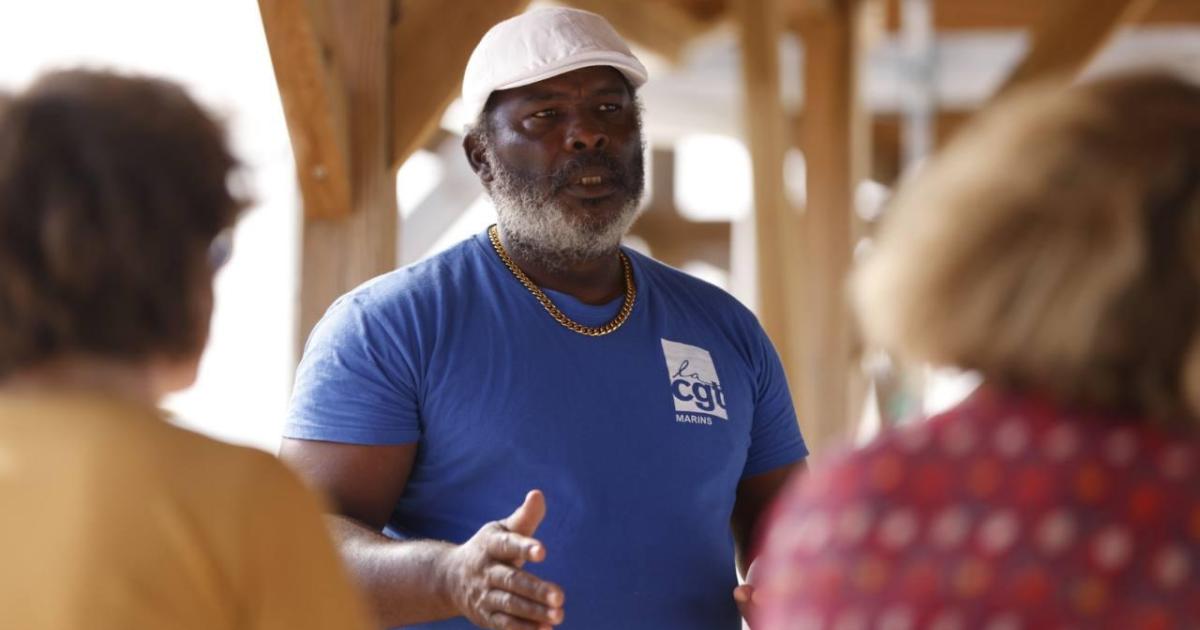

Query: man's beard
484,136,645,273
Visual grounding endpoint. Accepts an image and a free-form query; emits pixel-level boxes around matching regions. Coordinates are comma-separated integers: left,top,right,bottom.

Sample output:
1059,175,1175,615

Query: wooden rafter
259,0,353,220
879,0,1199,30
666,0,728,23
390,0,531,170
557,0,712,62
794,0,1199,30
996,0,1157,97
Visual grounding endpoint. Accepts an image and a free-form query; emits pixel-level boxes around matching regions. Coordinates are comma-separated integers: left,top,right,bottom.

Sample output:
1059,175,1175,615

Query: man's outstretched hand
439,490,565,630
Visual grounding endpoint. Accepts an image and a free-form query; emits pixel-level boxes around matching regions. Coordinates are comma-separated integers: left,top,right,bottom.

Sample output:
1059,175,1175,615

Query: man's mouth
563,171,619,200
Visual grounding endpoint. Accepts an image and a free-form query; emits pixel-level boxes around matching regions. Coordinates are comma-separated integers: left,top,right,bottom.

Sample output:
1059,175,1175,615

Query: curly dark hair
0,70,246,377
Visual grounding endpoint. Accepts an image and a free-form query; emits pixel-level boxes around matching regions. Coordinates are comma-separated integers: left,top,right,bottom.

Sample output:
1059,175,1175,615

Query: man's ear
463,132,492,184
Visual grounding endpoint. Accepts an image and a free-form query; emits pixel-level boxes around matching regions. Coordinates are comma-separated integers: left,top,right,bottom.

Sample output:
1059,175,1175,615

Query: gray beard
485,147,643,273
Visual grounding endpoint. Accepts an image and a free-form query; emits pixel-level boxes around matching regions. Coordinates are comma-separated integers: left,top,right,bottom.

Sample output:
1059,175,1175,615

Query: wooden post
996,0,1156,97
629,150,731,271
735,0,806,431
798,0,872,452
259,0,353,220
296,0,397,353
261,0,398,353
793,111,974,185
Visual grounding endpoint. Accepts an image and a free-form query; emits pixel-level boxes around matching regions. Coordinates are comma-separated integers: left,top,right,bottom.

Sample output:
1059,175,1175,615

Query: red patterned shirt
756,386,1200,630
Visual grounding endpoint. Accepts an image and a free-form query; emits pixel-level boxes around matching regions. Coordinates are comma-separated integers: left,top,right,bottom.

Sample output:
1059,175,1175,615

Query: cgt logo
661,339,728,423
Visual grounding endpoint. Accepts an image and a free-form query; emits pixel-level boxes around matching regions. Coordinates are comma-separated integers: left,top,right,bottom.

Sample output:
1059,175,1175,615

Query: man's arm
279,438,565,629
731,461,805,577
731,460,806,623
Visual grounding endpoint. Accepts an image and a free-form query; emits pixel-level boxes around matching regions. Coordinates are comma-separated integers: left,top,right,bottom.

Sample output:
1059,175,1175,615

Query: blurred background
5,0,1199,453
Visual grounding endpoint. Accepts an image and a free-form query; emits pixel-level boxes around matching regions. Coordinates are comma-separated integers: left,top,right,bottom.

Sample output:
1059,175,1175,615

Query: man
281,8,807,629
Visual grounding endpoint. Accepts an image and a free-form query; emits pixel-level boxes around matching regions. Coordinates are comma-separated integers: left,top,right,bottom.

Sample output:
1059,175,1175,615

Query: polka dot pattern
755,387,1200,629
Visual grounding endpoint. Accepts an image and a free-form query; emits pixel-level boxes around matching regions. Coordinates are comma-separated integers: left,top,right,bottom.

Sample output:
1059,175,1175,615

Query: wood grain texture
629,151,732,271
735,0,807,433
390,0,531,170
876,0,1195,30
797,0,874,452
258,0,353,220
559,0,710,62
298,0,399,352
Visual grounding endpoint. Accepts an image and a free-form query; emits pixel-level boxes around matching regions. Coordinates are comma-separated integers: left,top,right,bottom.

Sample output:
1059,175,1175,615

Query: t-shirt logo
661,338,727,424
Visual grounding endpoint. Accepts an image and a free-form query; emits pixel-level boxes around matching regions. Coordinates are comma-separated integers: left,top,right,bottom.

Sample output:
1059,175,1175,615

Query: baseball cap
461,7,648,122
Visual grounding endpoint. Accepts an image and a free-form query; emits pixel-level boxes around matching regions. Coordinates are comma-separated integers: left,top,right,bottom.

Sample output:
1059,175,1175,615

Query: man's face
472,66,645,269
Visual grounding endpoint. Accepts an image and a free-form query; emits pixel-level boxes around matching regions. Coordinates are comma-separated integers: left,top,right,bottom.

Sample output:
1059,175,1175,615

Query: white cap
461,7,648,122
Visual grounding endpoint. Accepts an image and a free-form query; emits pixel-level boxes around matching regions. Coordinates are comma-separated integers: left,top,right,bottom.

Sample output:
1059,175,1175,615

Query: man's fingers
486,564,565,608
485,529,545,564
484,590,563,627
486,611,551,630
733,584,757,626
501,489,546,537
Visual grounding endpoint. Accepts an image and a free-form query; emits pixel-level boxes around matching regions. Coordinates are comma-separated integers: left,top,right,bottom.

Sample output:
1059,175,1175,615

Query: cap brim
463,50,647,122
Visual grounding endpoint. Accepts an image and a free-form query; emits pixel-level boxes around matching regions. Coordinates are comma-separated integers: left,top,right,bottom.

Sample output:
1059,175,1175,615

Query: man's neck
498,231,625,305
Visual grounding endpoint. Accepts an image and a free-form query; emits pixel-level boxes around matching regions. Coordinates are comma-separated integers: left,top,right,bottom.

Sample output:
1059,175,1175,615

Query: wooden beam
996,0,1156,97
797,0,873,451
876,0,1198,30
800,0,839,15
558,0,710,62
390,0,531,170
735,0,806,429
259,0,353,220
631,214,731,270
792,110,974,183
665,0,729,24
297,0,398,352
627,150,731,270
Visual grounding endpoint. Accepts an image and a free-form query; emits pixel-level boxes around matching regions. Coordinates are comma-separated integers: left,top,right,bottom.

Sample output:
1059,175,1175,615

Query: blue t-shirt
285,230,808,629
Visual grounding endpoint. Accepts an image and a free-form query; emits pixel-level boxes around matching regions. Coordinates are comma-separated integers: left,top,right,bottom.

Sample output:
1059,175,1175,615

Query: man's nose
565,117,608,152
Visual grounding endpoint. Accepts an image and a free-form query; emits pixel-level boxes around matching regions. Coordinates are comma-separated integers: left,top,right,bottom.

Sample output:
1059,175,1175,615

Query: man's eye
531,110,557,119
598,103,621,113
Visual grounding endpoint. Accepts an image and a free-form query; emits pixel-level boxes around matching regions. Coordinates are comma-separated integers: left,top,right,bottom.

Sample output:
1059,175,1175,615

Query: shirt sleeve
284,293,422,445
240,452,376,630
743,321,809,477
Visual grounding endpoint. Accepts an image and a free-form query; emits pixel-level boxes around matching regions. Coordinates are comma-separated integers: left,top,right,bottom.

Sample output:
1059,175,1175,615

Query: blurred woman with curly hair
756,71,1200,629
0,70,371,630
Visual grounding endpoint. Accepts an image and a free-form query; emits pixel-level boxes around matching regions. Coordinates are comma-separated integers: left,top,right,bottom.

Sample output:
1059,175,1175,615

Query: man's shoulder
630,248,758,320
339,235,486,310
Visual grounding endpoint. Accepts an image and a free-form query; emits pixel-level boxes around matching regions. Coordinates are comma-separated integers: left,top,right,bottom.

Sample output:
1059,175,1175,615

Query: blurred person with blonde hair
0,70,372,630
754,71,1200,628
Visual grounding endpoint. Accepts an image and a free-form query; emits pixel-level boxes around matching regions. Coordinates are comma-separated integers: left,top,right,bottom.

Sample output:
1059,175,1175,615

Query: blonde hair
854,72,1200,423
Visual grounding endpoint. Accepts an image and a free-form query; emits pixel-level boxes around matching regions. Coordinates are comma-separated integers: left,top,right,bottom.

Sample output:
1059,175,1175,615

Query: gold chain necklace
487,225,637,337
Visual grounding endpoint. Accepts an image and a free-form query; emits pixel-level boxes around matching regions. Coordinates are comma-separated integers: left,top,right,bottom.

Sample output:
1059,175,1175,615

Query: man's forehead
493,66,631,104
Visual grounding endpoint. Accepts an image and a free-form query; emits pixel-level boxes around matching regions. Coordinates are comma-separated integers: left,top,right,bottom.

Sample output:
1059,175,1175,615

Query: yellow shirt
0,392,373,630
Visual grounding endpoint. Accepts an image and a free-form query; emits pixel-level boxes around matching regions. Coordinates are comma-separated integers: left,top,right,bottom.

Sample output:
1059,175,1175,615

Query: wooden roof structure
259,0,1200,452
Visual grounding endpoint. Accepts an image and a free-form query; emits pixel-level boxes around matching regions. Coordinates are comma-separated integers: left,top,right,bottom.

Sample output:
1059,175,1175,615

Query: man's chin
558,188,642,221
